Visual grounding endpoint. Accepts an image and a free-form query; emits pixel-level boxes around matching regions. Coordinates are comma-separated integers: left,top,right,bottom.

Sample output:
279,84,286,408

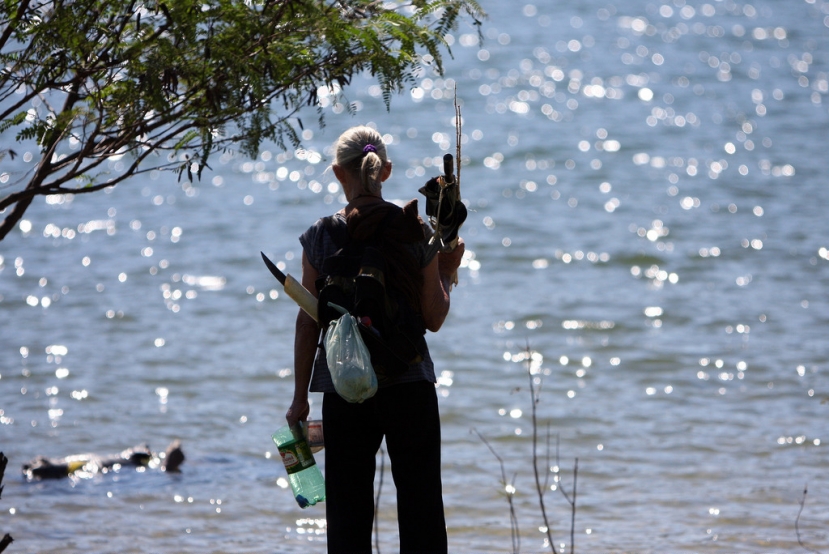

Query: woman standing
286,125,464,553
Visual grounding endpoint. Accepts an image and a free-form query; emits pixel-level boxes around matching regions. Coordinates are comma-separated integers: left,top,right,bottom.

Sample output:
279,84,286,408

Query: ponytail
333,126,388,195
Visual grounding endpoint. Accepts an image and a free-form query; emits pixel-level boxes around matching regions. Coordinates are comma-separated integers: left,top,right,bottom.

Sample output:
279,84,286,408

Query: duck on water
22,440,184,480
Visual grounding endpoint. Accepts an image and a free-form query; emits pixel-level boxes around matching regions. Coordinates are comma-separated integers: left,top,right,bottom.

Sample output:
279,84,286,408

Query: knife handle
283,273,319,322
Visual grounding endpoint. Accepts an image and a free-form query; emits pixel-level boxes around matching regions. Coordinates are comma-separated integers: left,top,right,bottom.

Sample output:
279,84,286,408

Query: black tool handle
443,154,455,185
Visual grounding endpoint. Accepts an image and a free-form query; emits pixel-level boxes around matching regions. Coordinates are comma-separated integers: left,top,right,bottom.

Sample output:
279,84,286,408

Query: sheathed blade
260,251,287,285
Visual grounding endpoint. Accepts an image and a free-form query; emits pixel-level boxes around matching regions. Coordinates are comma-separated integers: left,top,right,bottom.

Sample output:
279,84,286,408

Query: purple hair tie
362,144,377,154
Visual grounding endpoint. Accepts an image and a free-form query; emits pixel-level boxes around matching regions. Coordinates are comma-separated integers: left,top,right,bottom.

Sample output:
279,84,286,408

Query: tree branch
0,451,12,553
526,343,557,554
0,0,33,52
0,534,13,553
473,429,520,554
0,0,487,242
795,483,823,554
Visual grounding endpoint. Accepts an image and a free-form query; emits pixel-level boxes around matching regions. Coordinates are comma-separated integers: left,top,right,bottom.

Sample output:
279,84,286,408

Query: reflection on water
2,0,829,552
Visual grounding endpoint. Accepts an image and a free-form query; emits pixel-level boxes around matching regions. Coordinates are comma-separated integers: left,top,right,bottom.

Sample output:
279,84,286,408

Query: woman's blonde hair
333,126,388,195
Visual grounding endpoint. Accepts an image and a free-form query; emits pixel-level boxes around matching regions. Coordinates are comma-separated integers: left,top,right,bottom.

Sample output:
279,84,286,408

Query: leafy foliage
0,0,484,239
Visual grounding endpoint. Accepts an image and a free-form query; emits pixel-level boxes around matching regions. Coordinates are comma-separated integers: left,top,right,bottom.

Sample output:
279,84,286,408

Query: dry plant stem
554,436,579,554
374,448,386,554
795,484,823,554
527,352,557,554
0,452,6,500
570,460,578,554
0,452,11,553
454,85,462,186
473,429,520,554
544,423,553,492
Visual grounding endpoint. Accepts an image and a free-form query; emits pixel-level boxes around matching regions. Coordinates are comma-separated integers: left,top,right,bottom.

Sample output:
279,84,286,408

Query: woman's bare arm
286,252,320,427
420,239,465,332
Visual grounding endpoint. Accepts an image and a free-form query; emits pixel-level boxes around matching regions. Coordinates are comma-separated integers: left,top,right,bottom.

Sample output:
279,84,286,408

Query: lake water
2,1,828,552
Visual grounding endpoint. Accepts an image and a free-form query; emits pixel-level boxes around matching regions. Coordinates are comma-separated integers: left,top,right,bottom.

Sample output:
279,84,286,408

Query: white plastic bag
324,303,378,403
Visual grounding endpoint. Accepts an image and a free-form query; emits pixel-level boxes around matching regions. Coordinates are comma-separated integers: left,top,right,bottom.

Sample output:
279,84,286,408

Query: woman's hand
286,397,310,428
438,237,465,278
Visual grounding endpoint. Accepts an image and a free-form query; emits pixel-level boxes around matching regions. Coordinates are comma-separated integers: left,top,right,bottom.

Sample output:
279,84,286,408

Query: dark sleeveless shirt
299,211,437,393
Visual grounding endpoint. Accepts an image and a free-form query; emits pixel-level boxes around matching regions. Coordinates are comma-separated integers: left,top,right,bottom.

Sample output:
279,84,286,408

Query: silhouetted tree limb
473,429,520,554
796,483,823,554
0,451,12,553
0,0,485,240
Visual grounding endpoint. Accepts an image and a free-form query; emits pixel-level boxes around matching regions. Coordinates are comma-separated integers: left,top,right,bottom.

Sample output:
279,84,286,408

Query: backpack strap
316,208,425,376
322,214,350,249
322,207,401,250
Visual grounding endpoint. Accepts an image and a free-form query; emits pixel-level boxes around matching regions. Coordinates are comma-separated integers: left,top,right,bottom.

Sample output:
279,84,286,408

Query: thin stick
570,459,578,554
0,452,12,553
526,344,557,554
553,436,579,554
554,437,572,504
473,429,520,554
795,483,823,554
543,422,552,492
454,84,462,192
0,452,6,500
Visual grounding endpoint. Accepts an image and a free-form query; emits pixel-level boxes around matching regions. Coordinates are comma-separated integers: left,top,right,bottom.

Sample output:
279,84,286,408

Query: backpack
315,213,426,377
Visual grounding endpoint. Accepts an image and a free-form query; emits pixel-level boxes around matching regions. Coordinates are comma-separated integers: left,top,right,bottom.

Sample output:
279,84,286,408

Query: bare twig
543,422,553,492
473,429,520,554
0,452,6,500
479,344,582,554
570,459,578,554
0,451,12,553
454,84,462,188
553,436,579,554
554,437,571,503
526,344,557,554
795,483,823,554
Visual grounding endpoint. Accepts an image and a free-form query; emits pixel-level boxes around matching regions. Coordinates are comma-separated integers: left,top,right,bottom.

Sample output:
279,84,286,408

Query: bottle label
305,420,324,449
278,440,316,475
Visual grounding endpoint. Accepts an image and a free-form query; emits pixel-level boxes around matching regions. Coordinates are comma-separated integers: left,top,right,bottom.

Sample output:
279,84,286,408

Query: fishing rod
420,85,467,286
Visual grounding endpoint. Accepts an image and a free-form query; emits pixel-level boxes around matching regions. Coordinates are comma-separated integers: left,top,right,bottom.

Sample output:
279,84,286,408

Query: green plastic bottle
272,424,326,508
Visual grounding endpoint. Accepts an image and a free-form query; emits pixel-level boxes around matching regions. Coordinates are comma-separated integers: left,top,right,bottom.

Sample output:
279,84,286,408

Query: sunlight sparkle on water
2,0,825,549
156,388,169,405
295,518,327,536
436,370,454,388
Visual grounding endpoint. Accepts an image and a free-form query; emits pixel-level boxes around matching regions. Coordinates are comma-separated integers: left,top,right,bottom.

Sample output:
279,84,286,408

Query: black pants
322,380,447,554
